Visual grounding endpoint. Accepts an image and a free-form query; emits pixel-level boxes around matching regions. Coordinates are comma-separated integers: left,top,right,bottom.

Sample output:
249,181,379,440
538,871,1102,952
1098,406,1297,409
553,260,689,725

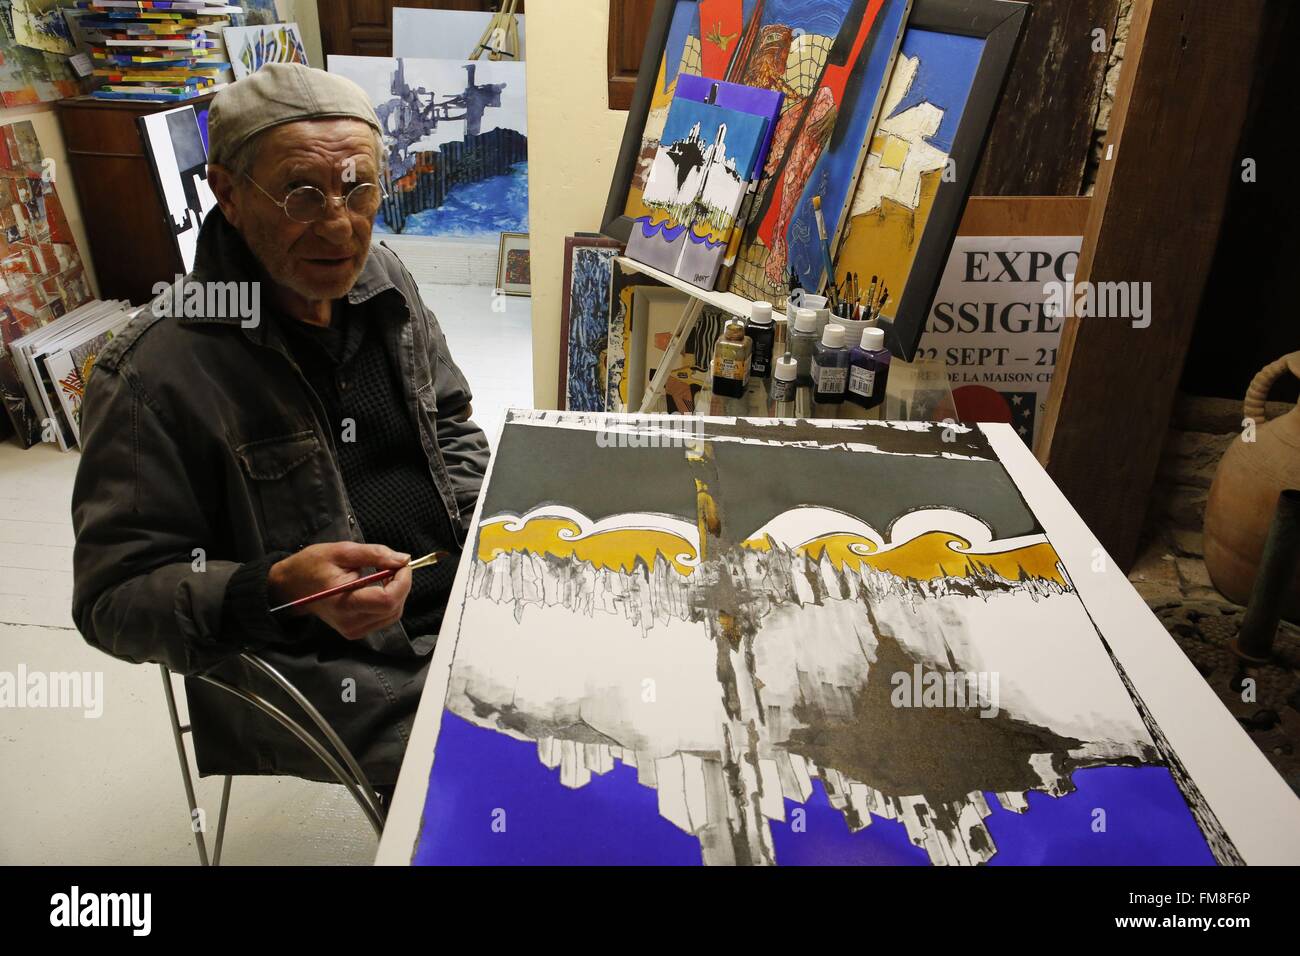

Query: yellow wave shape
743,530,1066,587
480,517,1065,587
479,518,699,575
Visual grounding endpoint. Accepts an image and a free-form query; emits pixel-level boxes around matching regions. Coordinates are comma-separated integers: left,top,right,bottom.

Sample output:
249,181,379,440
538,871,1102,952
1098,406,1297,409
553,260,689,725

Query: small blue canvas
626,97,769,289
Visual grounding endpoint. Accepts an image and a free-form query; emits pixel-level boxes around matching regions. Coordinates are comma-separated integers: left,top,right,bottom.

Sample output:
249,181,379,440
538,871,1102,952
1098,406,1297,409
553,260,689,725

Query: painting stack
75,0,241,102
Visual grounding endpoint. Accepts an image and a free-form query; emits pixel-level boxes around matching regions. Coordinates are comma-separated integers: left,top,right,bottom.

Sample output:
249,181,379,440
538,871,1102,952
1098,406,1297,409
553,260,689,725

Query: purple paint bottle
846,326,891,410
811,323,849,405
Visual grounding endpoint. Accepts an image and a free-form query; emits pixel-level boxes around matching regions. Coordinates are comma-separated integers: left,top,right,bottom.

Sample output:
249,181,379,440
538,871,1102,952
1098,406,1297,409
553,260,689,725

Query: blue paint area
762,0,858,38
195,108,210,155
983,765,1217,865
663,0,700,91
413,713,1218,865
685,228,726,250
635,216,690,241
769,779,932,865
565,246,619,412
659,97,767,167
413,711,703,865
786,0,911,293
887,29,985,154
374,162,528,238
676,74,785,176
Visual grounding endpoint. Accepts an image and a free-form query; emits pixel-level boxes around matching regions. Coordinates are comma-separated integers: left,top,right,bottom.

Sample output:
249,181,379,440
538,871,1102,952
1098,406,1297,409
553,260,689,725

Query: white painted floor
0,284,532,865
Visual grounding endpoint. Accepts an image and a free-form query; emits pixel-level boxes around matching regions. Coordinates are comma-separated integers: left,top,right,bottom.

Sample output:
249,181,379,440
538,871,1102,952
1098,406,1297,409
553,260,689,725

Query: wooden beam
972,0,1121,196
1037,0,1265,570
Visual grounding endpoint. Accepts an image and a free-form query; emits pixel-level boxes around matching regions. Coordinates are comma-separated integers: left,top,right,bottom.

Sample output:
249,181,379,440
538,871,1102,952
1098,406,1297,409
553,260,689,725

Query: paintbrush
269,550,450,614
811,195,836,300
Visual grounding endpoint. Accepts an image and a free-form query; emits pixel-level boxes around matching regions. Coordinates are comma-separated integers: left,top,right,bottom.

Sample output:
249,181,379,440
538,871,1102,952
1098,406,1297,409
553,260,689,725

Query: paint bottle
711,318,752,399
769,352,797,416
846,326,892,410
746,301,775,381
789,308,819,385
772,313,789,357
812,323,849,405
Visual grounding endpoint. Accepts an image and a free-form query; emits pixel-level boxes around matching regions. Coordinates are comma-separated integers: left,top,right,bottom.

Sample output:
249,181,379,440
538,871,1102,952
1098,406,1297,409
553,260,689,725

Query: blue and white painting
328,55,527,240
562,241,621,412
400,412,1243,866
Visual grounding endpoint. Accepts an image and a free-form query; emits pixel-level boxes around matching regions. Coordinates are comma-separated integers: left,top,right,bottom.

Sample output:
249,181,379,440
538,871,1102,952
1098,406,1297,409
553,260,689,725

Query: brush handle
269,566,401,614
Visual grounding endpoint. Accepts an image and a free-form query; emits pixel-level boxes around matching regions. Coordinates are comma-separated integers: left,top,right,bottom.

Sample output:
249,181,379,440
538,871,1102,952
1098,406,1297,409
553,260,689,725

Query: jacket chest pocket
235,431,332,551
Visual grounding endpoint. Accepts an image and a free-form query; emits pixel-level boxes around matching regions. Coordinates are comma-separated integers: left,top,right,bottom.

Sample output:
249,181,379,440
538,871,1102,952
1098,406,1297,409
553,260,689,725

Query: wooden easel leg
640,297,705,414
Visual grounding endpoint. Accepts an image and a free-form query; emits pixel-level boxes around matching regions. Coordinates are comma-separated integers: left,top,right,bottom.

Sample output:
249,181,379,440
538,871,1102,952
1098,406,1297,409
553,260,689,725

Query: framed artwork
223,22,309,79
328,55,528,241
138,106,217,275
495,231,530,296
557,234,622,411
378,412,1300,865
601,0,914,303
833,0,1028,360
605,258,669,412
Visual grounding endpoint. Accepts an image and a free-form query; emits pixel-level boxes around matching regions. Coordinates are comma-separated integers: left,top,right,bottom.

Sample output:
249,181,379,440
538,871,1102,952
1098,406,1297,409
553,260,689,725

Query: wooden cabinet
55,94,216,305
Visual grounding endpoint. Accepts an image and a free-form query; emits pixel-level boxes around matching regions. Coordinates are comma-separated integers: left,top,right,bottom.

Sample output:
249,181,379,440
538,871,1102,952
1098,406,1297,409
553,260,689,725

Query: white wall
525,0,629,408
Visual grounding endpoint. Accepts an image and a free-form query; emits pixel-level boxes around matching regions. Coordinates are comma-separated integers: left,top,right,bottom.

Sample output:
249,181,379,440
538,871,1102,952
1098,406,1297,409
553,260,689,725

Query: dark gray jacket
71,211,489,783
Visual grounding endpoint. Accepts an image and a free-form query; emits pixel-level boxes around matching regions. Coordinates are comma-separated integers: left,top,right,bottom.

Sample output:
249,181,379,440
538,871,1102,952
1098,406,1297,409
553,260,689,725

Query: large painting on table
380,411,1300,866
328,55,527,241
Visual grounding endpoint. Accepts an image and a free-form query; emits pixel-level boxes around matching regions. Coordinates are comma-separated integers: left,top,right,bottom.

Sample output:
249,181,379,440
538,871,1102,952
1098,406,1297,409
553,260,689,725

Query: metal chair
159,651,387,865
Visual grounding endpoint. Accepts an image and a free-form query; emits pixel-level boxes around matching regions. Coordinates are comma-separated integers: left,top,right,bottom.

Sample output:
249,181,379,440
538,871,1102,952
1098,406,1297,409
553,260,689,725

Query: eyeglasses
244,174,385,223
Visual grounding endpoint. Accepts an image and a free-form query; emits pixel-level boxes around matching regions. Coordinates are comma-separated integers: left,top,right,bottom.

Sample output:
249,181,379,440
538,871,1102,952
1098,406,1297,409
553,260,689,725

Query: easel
470,0,521,61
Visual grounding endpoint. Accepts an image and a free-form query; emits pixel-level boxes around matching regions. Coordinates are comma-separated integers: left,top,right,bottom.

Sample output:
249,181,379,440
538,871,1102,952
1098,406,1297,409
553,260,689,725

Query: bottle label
812,360,846,394
770,378,795,402
849,366,876,398
714,357,747,380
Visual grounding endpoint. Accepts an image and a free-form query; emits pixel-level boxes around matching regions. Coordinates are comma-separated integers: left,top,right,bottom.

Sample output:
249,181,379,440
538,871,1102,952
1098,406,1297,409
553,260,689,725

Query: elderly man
71,64,489,791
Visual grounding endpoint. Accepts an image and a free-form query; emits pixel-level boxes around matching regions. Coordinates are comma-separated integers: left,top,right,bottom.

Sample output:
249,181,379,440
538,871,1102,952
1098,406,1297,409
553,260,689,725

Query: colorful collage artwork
224,22,309,80
837,27,983,329
622,0,911,302
0,122,92,443
0,2,79,107
393,412,1249,866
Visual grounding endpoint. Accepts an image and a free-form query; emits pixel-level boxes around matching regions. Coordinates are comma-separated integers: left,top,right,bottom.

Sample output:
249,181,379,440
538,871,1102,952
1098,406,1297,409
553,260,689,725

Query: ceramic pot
1203,352,1300,620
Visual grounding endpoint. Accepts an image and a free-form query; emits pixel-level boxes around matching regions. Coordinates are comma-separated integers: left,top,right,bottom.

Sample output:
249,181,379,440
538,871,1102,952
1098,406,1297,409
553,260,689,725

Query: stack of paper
5,300,142,450
76,1,242,101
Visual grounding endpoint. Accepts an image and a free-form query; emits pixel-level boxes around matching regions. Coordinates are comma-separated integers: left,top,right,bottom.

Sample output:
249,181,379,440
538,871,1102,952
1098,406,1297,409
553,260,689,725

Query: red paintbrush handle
269,566,400,614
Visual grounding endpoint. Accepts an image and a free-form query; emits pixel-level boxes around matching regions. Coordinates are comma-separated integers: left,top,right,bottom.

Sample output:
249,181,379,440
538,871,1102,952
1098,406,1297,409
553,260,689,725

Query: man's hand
268,542,412,640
